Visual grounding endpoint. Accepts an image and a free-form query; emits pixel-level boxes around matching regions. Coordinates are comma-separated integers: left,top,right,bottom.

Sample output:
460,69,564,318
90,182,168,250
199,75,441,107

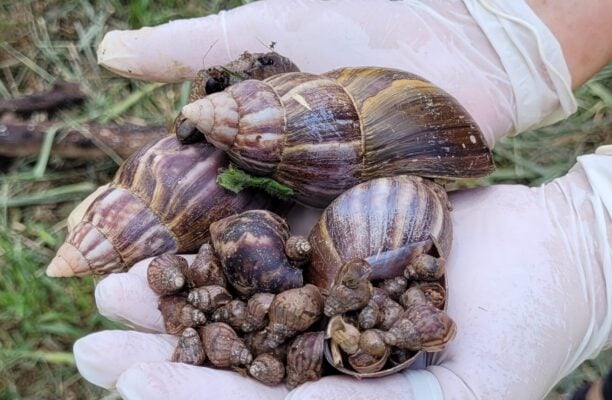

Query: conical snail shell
308,175,452,289
182,67,494,207
46,136,268,277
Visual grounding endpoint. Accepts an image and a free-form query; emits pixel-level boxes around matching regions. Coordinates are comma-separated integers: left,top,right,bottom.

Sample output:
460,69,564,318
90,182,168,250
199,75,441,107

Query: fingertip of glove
97,30,147,79
74,332,118,389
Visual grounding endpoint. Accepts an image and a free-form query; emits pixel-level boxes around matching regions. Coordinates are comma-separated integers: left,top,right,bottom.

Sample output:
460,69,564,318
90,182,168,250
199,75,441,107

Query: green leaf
217,164,294,200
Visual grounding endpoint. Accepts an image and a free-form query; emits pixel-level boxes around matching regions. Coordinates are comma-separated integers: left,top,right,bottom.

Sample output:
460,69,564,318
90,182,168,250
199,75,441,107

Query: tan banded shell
183,67,494,207
308,175,452,290
46,136,269,277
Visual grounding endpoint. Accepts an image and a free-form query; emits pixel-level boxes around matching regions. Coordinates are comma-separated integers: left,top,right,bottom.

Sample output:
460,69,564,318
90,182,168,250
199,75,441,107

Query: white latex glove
97,0,577,144
74,149,612,399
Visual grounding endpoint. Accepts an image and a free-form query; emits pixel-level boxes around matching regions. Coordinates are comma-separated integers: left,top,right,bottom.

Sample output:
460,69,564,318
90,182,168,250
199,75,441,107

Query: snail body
46,136,268,277
182,67,494,207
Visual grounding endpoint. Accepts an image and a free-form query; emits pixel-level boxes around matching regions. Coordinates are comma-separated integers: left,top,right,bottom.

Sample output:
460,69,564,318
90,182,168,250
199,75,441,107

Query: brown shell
244,330,288,361
358,288,402,331
286,331,325,389
184,67,494,207
47,136,269,277
242,293,275,333
265,284,324,348
379,276,408,301
324,259,373,317
393,287,457,352
200,322,253,368
248,353,285,386
404,254,446,281
284,235,312,265
187,285,232,313
182,243,226,288
210,210,303,296
408,281,447,310
146,254,187,295
171,327,206,365
158,296,207,335
211,299,247,330
308,175,452,289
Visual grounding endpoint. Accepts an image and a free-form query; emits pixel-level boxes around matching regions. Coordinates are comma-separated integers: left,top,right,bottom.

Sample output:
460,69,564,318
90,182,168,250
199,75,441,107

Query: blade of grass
0,350,75,365
32,125,60,179
0,182,96,207
98,82,166,123
0,43,55,83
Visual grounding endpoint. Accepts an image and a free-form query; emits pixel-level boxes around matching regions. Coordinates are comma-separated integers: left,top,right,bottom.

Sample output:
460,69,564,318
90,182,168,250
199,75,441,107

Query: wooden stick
0,117,167,159
0,81,85,114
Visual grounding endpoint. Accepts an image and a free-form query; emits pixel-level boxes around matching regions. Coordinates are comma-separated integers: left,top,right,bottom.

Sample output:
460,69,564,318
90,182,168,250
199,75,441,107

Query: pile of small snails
45,52,496,387
147,207,456,387
147,210,324,388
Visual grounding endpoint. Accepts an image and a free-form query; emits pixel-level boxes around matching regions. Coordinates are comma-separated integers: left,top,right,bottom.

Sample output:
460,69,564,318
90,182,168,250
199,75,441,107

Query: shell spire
46,136,271,278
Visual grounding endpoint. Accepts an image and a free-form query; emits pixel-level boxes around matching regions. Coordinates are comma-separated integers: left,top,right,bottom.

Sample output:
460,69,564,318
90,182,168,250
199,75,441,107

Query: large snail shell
308,175,452,289
46,136,268,277
182,67,494,207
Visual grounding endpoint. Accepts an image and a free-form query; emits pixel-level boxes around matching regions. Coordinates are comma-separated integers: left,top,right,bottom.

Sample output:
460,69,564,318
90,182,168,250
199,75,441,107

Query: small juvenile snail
285,331,325,389
158,296,207,335
358,288,403,330
187,285,233,313
147,254,187,295
182,67,494,207
46,136,269,278
407,281,447,310
210,210,308,296
212,300,247,330
384,287,456,352
324,259,373,317
182,243,226,288
200,322,253,368
171,327,206,366
242,293,275,333
265,284,324,348
176,51,301,144
243,330,288,361
248,354,285,386
379,276,408,302
327,315,361,355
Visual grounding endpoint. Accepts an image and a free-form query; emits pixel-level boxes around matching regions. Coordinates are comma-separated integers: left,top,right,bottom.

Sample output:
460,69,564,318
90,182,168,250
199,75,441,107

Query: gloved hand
73,0,612,398
74,149,612,399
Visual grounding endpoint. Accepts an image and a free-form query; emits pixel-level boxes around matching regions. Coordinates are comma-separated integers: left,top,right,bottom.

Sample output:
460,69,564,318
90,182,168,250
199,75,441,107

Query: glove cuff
463,0,577,136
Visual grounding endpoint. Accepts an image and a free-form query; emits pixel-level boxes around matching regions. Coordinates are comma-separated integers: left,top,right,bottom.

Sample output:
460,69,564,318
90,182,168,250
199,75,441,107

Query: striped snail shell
307,175,452,290
182,67,494,207
46,136,269,277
